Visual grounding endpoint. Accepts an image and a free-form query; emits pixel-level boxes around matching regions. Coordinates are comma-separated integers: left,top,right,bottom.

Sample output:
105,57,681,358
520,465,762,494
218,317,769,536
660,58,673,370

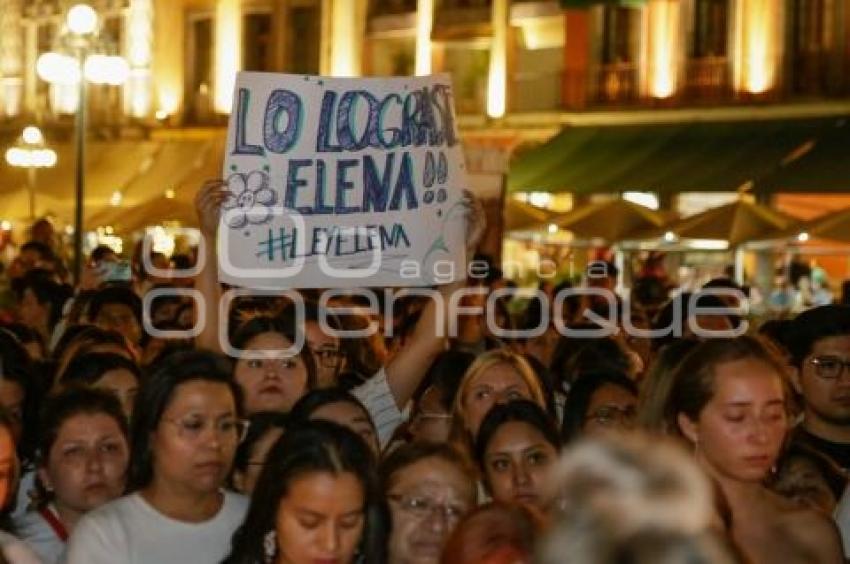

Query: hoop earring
264,530,277,564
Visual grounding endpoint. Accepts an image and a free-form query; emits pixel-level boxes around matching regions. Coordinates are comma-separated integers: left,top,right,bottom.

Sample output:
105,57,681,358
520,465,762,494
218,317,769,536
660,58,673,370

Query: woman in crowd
65,350,249,564
664,336,844,563
58,352,141,419
230,316,317,416
0,405,41,564
223,420,384,564
288,389,379,456
16,388,129,564
230,412,286,496
380,442,477,564
449,350,548,455
12,274,72,347
561,370,638,443
0,333,37,454
474,400,560,512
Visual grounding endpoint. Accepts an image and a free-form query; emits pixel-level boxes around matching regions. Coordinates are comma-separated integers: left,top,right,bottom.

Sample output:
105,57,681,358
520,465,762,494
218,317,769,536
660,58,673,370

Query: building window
243,12,272,72
693,0,727,58
186,16,213,122
791,0,830,94
686,0,730,100
593,6,639,103
794,0,827,54
601,6,638,64
287,6,320,74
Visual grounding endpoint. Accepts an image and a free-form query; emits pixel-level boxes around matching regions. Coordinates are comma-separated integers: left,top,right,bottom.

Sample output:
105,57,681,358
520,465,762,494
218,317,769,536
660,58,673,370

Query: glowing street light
67,4,98,35
35,3,128,285
4,126,57,219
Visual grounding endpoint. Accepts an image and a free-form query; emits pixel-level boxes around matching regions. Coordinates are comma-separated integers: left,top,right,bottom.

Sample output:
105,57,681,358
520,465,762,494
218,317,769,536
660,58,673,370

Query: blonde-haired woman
449,349,550,454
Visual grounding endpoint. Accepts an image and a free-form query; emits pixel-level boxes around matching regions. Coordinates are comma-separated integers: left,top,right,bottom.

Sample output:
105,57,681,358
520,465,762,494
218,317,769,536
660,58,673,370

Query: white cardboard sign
219,72,467,288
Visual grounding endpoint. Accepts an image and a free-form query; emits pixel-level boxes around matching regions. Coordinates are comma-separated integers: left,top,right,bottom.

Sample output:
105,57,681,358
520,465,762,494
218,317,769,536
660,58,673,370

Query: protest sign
219,72,467,289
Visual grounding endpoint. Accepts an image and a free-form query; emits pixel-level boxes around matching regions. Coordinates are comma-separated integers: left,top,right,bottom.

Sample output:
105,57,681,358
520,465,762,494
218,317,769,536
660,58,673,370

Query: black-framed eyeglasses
809,356,850,381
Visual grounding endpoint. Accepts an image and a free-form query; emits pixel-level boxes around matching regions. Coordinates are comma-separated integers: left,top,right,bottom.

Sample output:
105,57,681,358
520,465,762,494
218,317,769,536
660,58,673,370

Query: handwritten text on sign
219,73,467,289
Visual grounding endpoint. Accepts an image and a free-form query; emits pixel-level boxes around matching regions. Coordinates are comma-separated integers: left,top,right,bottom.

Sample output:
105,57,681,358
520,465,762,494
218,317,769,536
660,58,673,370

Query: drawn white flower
222,170,277,229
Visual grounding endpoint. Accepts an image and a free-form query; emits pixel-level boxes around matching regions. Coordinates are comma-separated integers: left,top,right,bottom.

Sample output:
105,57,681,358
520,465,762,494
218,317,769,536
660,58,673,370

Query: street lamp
36,3,129,285
4,126,58,220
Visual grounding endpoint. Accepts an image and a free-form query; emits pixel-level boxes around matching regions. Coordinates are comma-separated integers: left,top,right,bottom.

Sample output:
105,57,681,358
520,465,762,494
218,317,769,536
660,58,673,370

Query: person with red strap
15,388,129,564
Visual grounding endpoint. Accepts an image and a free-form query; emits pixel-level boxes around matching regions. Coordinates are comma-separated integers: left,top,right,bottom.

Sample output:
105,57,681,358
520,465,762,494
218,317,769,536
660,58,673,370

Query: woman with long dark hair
223,420,385,564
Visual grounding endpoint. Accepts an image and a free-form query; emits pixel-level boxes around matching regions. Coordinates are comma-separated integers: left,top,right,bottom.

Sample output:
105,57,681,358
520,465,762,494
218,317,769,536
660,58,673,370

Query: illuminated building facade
0,0,847,219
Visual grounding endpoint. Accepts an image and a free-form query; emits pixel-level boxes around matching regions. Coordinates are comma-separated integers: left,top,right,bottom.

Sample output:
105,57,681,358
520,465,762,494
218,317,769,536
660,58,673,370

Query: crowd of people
0,181,846,563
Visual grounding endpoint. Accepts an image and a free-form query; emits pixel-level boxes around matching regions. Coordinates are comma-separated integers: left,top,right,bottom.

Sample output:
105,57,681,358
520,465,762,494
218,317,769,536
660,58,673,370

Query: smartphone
98,260,133,282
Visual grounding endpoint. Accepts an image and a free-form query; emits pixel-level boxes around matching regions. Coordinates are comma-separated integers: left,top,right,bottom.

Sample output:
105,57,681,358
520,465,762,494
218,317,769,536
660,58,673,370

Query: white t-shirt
64,491,248,564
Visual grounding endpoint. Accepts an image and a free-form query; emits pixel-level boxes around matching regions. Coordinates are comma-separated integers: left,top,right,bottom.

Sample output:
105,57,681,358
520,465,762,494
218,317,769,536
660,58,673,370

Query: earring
263,530,277,564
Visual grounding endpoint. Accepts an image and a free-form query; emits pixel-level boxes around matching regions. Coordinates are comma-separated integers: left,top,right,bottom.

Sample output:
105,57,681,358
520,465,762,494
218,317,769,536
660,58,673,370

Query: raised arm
382,191,487,409
194,180,229,354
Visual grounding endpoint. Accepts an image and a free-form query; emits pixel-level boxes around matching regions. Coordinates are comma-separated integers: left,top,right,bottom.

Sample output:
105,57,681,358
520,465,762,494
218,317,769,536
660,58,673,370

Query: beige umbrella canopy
87,194,198,233
648,199,799,247
504,198,554,231
787,206,850,243
551,198,667,242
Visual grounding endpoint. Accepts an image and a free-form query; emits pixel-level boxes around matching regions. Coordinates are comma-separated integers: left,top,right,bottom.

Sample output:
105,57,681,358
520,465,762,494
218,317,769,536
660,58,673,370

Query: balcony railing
683,56,731,101
588,62,639,105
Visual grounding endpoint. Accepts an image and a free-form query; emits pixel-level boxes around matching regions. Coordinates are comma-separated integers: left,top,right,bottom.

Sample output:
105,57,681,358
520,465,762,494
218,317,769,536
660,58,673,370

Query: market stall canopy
639,199,799,247
775,205,850,244
754,118,850,193
0,188,73,223
551,198,666,242
504,198,554,231
87,194,198,233
0,133,224,228
508,117,838,196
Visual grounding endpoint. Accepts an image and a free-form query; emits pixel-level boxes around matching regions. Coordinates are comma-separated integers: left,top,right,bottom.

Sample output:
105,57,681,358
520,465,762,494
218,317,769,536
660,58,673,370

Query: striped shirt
352,367,407,448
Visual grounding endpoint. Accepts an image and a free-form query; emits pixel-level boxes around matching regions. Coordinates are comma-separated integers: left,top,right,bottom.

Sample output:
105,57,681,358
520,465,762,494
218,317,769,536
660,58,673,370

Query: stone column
125,0,154,118
0,0,24,117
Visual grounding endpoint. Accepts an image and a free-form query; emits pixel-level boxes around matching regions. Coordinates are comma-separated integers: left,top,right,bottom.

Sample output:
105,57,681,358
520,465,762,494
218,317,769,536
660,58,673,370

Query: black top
791,426,850,470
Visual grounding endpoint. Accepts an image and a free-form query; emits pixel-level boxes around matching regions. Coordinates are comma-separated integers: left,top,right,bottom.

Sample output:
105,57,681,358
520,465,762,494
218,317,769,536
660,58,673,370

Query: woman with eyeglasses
474,400,560,513
223,420,384,564
65,350,250,564
560,370,638,443
380,442,477,564
663,336,844,564
16,388,129,564
230,316,318,416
